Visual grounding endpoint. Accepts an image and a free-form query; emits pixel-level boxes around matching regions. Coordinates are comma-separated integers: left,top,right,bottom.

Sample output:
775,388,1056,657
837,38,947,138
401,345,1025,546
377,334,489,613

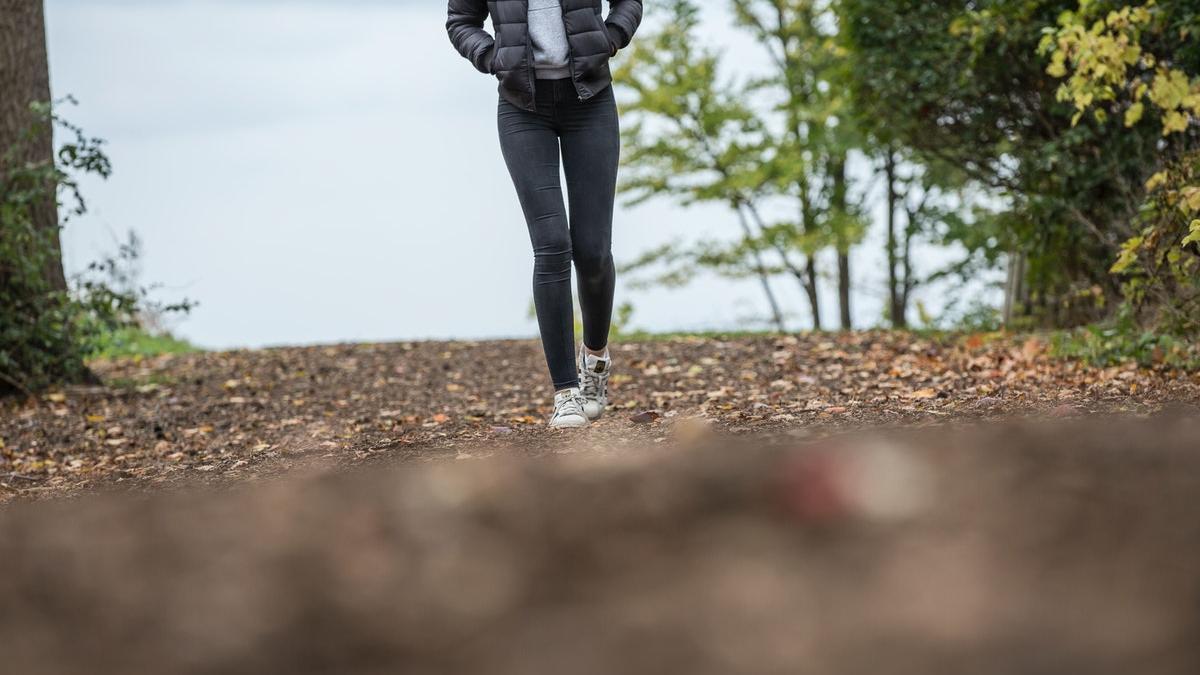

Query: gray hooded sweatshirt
528,0,572,80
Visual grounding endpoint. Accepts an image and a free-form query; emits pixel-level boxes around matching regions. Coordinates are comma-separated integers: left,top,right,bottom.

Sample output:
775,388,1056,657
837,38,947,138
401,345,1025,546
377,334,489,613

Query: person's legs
560,85,619,353
497,94,579,391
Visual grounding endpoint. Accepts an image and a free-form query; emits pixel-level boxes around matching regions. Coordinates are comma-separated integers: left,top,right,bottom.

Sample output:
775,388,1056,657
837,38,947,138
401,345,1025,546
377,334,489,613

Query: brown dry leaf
630,411,662,425
3,332,1196,501
1022,338,1043,360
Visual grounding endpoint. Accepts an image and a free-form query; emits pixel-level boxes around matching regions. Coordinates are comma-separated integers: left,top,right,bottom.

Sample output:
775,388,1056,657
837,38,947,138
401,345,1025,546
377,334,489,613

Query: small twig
4,473,41,482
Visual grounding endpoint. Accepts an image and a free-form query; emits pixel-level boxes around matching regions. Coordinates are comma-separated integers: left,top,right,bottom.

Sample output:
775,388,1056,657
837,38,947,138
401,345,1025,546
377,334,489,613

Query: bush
1050,308,1200,369
0,101,191,395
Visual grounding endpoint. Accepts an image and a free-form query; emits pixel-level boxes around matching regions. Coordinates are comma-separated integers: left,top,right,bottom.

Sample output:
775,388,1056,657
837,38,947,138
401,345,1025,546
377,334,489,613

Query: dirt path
2,332,1198,501
2,416,1199,674
2,333,1200,673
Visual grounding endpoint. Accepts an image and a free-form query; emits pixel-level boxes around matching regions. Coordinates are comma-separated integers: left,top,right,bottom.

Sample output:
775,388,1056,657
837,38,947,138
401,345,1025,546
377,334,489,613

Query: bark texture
830,155,852,330
0,0,64,291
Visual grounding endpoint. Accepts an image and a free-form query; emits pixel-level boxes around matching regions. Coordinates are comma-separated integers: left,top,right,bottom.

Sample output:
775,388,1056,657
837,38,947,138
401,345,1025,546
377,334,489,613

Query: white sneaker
549,387,590,429
578,345,611,421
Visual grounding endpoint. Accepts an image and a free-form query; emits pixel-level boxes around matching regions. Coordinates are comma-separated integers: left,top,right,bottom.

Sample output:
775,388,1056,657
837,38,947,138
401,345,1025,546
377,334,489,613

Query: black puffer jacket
447,0,642,111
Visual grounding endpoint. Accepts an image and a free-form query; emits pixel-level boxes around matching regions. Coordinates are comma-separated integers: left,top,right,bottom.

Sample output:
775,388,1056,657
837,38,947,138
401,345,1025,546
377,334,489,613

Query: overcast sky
45,0,994,349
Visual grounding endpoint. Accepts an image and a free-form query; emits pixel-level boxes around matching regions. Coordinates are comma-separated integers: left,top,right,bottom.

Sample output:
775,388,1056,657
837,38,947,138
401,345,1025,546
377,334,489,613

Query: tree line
615,0,1199,339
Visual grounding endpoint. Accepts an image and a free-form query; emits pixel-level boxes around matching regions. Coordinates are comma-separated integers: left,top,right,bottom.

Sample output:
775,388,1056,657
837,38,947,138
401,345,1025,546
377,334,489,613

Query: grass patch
1049,325,1200,370
88,327,199,361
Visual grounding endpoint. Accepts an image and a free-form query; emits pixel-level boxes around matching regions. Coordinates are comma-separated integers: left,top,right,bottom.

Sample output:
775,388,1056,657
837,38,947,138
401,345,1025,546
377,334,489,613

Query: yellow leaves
1147,68,1200,136
1183,220,1200,247
45,392,66,403
1046,50,1069,79
1144,170,1169,192
1124,101,1145,127
907,388,937,400
1045,1,1198,136
1162,110,1190,135
1178,186,1200,214
1149,68,1190,111
1110,235,1144,274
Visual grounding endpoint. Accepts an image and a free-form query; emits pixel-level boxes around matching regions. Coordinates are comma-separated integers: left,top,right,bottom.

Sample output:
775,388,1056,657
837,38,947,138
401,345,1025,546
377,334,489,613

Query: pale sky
46,0,999,349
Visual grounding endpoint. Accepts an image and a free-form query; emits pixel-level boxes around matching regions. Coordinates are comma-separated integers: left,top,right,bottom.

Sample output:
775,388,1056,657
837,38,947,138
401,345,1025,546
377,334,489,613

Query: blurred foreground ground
1,333,1199,673
1,416,1199,674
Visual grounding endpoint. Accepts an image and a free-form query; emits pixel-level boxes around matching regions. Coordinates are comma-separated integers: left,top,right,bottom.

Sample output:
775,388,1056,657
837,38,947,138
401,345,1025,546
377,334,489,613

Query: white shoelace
553,391,587,421
579,352,610,401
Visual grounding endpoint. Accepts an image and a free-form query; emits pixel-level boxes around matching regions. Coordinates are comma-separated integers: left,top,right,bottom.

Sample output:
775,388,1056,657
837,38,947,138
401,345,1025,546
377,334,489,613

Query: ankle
584,344,609,358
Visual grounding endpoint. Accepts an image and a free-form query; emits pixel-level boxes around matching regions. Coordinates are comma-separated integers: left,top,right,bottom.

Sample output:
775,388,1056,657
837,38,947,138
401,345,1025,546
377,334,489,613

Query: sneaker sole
549,416,589,429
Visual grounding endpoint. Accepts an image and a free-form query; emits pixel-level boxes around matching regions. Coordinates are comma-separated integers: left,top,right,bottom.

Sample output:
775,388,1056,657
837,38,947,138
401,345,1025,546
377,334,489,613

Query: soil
3,333,1200,672
1,416,1199,674
2,332,1198,502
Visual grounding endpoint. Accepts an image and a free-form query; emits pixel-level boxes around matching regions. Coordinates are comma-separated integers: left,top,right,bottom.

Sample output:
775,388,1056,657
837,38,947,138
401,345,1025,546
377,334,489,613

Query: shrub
0,101,191,395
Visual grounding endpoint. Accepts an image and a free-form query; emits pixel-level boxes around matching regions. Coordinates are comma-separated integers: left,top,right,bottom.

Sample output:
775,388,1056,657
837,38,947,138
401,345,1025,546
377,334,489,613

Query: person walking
446,0,642,428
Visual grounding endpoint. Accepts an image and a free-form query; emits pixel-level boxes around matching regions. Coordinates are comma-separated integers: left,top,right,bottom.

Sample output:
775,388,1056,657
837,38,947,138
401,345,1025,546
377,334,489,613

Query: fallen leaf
1022,338,1043,360
630,410,662,424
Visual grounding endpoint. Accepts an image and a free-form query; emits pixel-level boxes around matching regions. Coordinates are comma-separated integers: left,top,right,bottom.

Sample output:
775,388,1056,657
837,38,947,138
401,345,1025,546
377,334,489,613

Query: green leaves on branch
1040,0,1199,334
1,101,192,394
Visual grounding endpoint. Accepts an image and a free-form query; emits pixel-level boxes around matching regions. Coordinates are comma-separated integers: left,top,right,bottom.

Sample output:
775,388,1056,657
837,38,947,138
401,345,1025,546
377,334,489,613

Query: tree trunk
830,155,852,330
798,187,822,331
1003,251,1027,328
901,212,915,318
803,257,821,331
884,152,906,328
0,0,64,291
734,201,787,332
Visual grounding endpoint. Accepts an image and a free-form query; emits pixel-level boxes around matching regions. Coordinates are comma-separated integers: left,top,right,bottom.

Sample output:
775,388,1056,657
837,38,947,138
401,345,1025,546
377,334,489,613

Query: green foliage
0,101,192,394
616,0,874,329
839,0,1199,334
1040,0,1200,336
1050,316,1200,369
89,326,198,361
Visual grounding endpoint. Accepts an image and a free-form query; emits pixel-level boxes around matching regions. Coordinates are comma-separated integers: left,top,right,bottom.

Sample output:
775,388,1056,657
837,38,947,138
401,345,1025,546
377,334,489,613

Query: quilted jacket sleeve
604,0,643,52
447,0,496,74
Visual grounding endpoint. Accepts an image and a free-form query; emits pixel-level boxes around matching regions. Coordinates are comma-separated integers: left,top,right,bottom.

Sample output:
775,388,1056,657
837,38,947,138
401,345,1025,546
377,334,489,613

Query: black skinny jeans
498,79,619,391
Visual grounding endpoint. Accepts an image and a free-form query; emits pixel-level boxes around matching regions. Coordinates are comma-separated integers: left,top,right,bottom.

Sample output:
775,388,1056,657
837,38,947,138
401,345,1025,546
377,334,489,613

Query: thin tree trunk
1003,251,1026,328
734,201,787,332
798,186,822,330
884,151,905,328
900,188,929,322
900,215,915,315
0,0,64,291
837,252,850,329
830,155,851,330
742,198,819,332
